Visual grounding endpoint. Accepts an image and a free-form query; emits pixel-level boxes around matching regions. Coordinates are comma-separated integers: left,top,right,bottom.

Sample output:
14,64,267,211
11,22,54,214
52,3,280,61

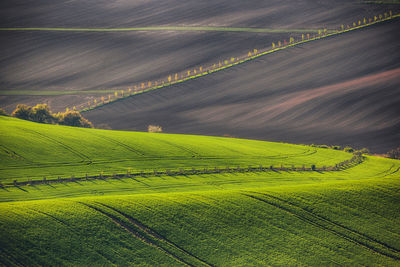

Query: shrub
0,108,9,116
318,145,329,149
12,104,34,120
332,145,341,150
343,147,354,153
11,103,93,128
148,125,162,133
387,147,400,159
32,104,55,124
359,148,370,155
57,111,93,128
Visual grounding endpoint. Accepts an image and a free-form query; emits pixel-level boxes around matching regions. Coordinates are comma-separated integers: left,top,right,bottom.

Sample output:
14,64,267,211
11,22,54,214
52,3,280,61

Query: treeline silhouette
5,104,93,128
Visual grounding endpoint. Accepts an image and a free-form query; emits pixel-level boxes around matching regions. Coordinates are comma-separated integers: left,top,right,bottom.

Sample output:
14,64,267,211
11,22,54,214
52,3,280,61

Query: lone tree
148,125,162,133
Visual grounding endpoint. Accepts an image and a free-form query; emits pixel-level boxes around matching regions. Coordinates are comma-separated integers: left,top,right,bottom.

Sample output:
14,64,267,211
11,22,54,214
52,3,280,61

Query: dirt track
84,20,400,153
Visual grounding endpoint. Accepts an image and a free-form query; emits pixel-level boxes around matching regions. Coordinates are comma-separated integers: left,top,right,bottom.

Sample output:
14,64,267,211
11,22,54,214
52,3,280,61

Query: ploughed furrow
95,202,212,267
78,202,197,267
242,193,400,260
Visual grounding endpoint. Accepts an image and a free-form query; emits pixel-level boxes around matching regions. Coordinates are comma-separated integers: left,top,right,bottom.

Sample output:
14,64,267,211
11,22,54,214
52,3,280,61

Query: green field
0,116,353,183
1,116,399,265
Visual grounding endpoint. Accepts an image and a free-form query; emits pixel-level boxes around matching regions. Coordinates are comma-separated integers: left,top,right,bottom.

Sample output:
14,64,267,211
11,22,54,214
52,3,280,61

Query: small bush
0,108,9,116
388,147,400,159
332,145,341,150
12,104,34,120
318,145,329,149
359,148,370,155
32,104,55,124
148,125,162,133
344,147,354,153
11,103,93,128
56,111,93,128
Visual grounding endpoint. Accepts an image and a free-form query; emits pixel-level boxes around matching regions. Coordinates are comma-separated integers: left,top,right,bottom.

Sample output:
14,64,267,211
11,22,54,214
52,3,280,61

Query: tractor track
254,192,400,254
79,202,203,267
95,202,212,267
17,127,92,164
242,192,400,260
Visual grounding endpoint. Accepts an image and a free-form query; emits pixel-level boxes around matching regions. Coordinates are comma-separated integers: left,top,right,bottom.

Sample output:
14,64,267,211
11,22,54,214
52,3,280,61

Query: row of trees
4,104,93,128
81,10,395,113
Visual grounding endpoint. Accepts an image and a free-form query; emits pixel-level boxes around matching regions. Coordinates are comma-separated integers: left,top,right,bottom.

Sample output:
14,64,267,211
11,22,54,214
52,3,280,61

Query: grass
1,178,399,265
0,116,353,183
1,117,399,265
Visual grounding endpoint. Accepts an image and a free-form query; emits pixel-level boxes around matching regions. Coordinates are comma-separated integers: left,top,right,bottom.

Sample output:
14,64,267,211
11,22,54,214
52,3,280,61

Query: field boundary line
2,154,365,187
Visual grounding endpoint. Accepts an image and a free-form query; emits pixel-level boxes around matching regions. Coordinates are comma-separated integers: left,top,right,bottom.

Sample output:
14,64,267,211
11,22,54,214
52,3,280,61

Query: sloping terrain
0,116,352,183
1,0,399,112
1,170,399,265
0,117,400,265
85,19,400,153
1,0,398,28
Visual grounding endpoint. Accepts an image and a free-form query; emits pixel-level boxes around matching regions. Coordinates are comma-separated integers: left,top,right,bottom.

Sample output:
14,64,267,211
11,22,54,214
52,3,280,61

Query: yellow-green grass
0,116,352,183
1,155,398,203
1,176,399,266
1,116,400,265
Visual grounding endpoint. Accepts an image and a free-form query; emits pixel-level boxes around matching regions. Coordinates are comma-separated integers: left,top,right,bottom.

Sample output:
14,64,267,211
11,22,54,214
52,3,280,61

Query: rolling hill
0,118,399,265
1,1,400,265
1,0,399,113
83,18,400,153
0,116,353,184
